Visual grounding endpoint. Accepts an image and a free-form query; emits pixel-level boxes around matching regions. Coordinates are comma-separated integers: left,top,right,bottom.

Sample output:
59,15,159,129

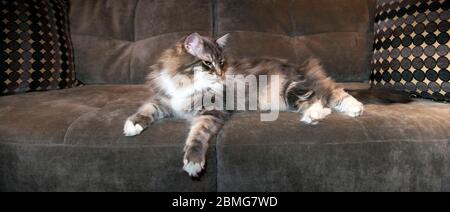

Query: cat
123,32,411,177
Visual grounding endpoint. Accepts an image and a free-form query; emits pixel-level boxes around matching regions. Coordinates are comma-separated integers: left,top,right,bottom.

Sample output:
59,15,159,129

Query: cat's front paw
336,96,364,117
123,119,144,136
300,102,332,125
183,145,206,177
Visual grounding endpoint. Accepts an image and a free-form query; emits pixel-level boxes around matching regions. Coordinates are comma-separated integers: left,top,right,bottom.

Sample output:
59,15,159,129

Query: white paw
183,160,205,177
300,101,332,125
336,96,364,117
123,120,144,136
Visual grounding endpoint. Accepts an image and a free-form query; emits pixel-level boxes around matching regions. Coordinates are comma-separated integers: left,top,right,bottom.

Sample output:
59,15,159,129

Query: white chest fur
158,70,222,117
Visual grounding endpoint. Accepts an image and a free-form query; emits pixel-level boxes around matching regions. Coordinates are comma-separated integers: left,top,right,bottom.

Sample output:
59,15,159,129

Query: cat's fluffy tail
346,88,412,104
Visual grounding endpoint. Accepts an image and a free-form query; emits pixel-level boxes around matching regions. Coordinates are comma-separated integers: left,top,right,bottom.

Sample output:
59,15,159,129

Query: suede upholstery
218,104,450,191
217,0,375,81
70,0,375,84
1,0,450,191
0,85,216,191
70,0,212,84
0,85,449,191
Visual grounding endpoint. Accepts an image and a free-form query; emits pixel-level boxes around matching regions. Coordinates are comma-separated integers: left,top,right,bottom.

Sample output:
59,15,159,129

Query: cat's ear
216,33,230,48
184,32,204,57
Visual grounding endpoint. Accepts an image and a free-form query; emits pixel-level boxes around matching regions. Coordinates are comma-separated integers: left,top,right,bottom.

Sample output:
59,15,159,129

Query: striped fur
124,33,367,177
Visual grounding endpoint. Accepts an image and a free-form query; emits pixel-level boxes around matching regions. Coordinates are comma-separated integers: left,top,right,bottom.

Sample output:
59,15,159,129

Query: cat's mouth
207,77,219,82
205,76,222,83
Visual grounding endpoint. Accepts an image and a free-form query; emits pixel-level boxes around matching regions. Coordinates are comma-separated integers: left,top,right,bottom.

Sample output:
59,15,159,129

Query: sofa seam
71,33,133,43
3,138,448,148
3,124,450,149
0,139,208,149
71,30,367,44
214,128,225,192
211,0,218,191
219,30,368,38
211,0,217,37
133,0,140,42
61,108,101,145
2,138,448,149
366,0,376,81
128,0,140,84
128,43,136,84
216,138,450,147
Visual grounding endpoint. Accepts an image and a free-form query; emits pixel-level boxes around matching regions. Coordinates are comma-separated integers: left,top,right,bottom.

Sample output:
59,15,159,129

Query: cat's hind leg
183,111,225,177
329,88,364,117
123,99,171,136
297,100,332,125
284,81,331,125
294,58,363,118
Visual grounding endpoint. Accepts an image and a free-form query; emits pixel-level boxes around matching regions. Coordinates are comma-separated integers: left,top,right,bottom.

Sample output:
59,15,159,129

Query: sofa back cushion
70,0,212,84
70,0,375,84
1,0,79,96
216,0,375,82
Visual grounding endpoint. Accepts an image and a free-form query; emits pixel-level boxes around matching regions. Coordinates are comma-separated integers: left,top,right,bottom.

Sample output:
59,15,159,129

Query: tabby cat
123,33,410,177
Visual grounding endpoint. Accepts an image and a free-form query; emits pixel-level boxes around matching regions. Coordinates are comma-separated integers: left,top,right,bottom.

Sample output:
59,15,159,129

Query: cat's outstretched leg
293,58,362,119
329,88,364,117
123,99,171,136
183,111,225,177
284,82,331,125
297,100,332,125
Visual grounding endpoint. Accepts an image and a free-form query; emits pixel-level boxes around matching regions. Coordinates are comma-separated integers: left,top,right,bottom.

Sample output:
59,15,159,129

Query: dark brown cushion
371,0,450,101
0,0,79,96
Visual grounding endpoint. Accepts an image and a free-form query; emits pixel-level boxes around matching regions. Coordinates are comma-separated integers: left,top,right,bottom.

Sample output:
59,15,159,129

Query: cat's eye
219,60,224,66
202,61,212,67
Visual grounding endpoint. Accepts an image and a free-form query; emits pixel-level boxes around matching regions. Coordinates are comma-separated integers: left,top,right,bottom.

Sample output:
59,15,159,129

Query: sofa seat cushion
0,85,216,191
217,100,450,191
1,84,449,191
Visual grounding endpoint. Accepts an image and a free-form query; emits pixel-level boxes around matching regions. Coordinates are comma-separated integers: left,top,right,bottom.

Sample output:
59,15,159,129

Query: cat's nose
215,68,222,76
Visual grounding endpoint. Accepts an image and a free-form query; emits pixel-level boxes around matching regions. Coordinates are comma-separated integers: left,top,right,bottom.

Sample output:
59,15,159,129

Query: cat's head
154,32,230,93
183,32,229,77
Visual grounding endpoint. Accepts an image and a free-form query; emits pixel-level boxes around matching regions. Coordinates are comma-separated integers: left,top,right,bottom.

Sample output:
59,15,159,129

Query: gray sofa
1,0,449,192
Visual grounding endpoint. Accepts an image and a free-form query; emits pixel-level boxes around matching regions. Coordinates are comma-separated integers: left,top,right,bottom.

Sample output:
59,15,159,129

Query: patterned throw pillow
371,0,450,101
0,0,79,96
